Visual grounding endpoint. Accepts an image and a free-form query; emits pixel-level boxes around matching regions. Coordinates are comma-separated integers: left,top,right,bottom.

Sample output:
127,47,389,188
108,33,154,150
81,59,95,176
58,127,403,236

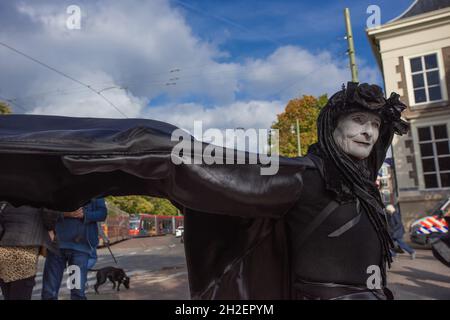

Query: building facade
367,0,450,227
378,162,396,206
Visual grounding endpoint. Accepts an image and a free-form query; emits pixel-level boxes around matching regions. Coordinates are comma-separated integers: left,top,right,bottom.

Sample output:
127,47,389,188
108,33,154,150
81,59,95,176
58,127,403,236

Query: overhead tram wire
0,41,128,118
16,81,121,102
5,61,319,106
272,68,319,101
171,0,282,47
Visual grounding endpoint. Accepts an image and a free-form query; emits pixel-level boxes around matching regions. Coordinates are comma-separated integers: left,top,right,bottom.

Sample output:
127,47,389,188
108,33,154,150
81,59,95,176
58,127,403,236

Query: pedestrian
41,198,107,300
0,202,59,300
386,204,416,260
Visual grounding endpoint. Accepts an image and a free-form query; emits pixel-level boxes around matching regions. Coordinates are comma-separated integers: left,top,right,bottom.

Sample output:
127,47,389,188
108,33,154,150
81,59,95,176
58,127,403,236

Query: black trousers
0,276,36,300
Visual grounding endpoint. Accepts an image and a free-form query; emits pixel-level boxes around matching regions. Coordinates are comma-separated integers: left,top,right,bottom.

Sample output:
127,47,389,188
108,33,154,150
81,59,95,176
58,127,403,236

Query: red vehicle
128,214,184,237
128,215,141,237
99,211,130,246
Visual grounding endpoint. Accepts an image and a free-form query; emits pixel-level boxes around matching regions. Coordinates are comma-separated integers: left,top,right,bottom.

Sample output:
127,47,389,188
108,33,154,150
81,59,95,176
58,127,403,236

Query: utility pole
269,128,279,156
296,119,301,157
344,8,359,82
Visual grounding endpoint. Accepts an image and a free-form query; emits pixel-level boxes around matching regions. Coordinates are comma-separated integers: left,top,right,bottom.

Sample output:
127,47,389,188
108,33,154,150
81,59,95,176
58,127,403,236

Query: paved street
30,235,190,300
1,235,448,300
388,248,450,300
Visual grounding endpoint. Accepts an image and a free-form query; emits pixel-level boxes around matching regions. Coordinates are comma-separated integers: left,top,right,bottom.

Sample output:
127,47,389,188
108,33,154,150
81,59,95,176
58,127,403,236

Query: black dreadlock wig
308,82,409,286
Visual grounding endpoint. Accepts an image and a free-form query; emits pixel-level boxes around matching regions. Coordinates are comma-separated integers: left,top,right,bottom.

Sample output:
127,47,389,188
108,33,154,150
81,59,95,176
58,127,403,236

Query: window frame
412,119,450,190
404,50,448,107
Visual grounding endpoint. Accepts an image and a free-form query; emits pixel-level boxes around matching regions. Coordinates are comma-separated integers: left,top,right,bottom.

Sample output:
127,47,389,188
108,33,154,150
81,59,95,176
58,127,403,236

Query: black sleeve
0,115,308,218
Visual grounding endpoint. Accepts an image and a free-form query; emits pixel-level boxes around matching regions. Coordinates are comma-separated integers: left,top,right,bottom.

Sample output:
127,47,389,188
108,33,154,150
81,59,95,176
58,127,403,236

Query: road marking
169,244,176,248
143,271,187,284
155,247,163,250
129,251,137,255
144,248,153,252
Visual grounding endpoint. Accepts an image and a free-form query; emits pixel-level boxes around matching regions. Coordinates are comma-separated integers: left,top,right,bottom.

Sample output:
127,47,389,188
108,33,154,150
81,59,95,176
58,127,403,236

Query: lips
354,141,371,147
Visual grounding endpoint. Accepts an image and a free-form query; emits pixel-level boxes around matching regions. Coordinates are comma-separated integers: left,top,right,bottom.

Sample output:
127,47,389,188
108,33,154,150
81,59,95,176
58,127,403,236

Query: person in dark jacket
0,202,59,300
41,198,107,300
386,204,416,259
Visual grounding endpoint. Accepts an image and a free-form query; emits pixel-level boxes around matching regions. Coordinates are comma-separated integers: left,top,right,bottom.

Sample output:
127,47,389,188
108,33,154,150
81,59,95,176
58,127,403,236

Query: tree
106,195,154,214
107,195,180,216
0,101,12,115
148,197,179,216
271,95,327,157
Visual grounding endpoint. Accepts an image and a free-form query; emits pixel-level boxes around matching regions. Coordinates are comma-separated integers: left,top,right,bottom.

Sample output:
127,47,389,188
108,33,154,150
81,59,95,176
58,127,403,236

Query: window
418,124,450,189
407,52,445,105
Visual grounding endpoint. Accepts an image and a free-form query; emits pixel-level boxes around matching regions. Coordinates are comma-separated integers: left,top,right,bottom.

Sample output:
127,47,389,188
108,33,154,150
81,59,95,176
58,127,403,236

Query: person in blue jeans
41,198,107,300
386,204,416,260
87,222,109,270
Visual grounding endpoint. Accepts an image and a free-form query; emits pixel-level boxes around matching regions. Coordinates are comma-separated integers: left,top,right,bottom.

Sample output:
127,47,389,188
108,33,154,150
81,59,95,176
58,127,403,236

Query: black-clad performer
0,82,408,300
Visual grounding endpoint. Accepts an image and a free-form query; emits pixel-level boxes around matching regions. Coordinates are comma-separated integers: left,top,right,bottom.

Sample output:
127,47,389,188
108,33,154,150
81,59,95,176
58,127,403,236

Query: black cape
0,114,310,299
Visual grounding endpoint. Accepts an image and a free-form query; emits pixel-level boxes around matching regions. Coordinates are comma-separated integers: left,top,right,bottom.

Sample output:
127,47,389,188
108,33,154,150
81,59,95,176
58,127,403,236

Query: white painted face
332,112,381,160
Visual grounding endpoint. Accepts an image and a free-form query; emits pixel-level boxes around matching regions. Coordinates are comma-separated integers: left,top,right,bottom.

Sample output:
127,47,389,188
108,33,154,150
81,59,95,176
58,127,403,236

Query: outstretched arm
0,115,307,218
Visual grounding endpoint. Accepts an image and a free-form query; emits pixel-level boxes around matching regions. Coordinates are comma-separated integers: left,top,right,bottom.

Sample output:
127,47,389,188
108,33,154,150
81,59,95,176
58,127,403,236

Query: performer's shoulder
285,154,322,172
289,155,326,192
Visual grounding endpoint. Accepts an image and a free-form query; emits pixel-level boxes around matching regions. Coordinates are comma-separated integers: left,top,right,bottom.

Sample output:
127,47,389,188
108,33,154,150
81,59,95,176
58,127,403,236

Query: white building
367,0,450,226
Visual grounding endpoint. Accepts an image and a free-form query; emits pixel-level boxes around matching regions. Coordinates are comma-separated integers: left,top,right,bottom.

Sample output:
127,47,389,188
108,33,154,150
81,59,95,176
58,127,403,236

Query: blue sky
172,0,413,75
0,0,415,132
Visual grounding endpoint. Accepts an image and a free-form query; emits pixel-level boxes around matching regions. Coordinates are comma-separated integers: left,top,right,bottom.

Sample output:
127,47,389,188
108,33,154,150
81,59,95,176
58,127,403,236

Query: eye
352,116,363,123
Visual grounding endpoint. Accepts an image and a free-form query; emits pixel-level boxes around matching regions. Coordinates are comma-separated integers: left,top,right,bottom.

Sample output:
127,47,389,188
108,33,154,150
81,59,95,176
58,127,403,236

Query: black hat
326,82,409,135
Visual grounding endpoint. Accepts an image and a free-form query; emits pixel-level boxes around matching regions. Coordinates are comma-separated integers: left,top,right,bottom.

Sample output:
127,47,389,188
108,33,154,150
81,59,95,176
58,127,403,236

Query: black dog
90,267,130,294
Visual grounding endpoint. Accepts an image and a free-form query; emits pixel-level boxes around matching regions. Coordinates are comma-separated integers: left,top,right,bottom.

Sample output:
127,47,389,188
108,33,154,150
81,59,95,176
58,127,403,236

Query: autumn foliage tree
272,95,327,157
0,101,12,115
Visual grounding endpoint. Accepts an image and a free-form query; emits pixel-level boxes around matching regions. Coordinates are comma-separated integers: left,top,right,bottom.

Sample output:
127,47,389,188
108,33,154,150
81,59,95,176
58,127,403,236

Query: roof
366,0,450,71
391,0,450,22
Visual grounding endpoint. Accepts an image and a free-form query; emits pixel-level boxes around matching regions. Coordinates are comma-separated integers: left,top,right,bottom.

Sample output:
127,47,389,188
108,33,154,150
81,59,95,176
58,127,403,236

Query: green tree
272,95,327,157
105,201,129,217
106,195,154,214
107,195,180,216
147,197,179,216
0,101,12,115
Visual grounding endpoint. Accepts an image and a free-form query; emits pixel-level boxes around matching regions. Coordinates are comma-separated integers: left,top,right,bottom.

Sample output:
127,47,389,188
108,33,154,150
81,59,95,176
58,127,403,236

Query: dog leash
98,222,118,264
106,242,118,264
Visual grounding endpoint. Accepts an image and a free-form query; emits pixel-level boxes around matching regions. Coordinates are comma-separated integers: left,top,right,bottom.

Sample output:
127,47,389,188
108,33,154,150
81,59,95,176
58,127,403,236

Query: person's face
332,112,381,160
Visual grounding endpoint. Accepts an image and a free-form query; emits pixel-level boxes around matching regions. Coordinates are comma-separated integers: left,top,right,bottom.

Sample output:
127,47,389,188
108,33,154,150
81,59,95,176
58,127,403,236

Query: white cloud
240,46,380,100
143,100,284,132
0,0,239,116
0,0,381,129
142,100,283,153
28,72,144,118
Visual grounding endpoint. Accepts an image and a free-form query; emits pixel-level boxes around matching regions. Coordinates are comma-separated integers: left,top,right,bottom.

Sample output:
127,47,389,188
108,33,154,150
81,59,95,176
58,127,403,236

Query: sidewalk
85,265,190,300
388,249,450,300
